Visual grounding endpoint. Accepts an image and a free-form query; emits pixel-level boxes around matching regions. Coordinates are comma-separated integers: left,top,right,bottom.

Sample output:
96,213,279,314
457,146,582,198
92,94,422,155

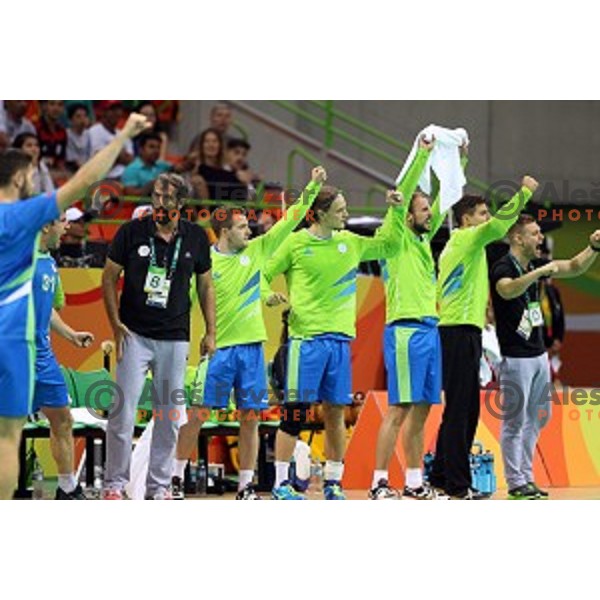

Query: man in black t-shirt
102,173,216,500
491,214,600,499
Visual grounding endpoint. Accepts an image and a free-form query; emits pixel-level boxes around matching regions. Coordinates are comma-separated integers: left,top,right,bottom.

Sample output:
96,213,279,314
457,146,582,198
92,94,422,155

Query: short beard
413,222,430,235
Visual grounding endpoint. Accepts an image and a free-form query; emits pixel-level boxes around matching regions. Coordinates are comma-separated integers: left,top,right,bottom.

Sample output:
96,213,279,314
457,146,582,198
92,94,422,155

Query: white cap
65,207,85,222
132,205,153,220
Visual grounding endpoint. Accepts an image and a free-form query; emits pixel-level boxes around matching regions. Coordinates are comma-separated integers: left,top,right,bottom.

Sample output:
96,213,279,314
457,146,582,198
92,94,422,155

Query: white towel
396,124,469,212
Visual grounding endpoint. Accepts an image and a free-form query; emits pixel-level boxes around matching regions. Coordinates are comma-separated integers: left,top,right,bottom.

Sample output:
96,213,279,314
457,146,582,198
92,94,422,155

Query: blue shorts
31,352,69,413
202,343,269,411
0,338,35,418
285,335,352,405
31,382,70,413
384,319,442,405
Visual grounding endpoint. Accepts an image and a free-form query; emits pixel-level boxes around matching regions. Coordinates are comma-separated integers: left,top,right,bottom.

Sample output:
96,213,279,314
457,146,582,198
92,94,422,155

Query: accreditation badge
144,265,172,309
517,307,533,340
528,301,544,327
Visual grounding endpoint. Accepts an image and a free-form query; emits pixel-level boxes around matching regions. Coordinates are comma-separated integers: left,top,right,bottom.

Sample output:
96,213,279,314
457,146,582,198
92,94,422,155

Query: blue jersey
33,251,64,381
0,192,59,342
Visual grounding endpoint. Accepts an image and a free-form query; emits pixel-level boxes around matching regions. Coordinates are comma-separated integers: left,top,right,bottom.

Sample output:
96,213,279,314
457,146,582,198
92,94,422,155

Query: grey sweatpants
105,332,189,496
499,353,552,489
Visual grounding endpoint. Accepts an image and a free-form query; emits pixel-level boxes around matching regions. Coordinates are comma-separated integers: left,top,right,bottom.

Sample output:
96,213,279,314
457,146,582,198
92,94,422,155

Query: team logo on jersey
337,243,348,254
138,245,150,257
240,255,250,266
304,247,314,256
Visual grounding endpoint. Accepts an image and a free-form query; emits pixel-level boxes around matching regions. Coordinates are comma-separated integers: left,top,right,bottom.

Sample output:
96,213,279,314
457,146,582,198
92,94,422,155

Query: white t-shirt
66,128,91,166
88,122,133,179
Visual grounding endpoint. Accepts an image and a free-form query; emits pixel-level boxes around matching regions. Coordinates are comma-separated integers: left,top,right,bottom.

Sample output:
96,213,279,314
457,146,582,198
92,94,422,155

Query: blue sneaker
323,480,346,500
272,481,306,500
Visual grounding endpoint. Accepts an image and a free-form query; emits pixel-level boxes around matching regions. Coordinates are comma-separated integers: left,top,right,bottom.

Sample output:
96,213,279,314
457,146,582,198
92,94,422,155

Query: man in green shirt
264,170,419,499
370,140,469,500
428,175,539,499
172,166,325,499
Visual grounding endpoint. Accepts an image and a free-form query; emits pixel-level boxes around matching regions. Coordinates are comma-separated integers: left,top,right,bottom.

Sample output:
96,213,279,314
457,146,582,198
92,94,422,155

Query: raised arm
396,137,433,208
475,176,539,246
552,230,600,278
264,234,294,283
56,113,150,212
359,194,405,261
258,166,326,257
495,262,558,300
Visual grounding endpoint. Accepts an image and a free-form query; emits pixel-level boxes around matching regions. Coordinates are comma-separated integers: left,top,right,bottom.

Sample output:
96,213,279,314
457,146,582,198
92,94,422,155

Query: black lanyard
149,235,182,281
508,253,535,305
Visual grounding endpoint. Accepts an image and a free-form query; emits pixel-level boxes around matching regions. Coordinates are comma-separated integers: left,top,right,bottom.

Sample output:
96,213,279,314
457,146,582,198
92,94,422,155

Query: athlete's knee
279,403,312,437
48,409,73,435
384,404,409,428
239,410,260,430
187,407,210,431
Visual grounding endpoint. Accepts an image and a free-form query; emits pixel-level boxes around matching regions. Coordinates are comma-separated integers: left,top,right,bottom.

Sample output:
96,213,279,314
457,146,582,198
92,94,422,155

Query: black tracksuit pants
429,325,482,496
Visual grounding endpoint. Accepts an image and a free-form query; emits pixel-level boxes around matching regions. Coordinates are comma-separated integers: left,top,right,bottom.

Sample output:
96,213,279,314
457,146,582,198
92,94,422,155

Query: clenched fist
522,176,539,193
311,166,327,184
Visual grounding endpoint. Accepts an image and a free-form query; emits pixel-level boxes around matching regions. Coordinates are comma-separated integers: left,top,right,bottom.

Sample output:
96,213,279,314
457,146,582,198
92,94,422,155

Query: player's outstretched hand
522,176,539,193
72,331,95,348
312,166,327,184
386,190,404,206
121,113,152,139
589,229,600,250
266,292,288,307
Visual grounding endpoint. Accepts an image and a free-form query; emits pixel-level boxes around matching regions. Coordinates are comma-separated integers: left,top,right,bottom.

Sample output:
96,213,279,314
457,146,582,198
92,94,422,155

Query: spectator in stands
134,102,169,159
187,103,234,155
12,133,55,195
89,101,134,179
36,101,67,172
121,132,172,197
65,103,91,171
192,128,250,202
210,103,233,139
0,100,36,143
55,207,108,268
224,137,259,201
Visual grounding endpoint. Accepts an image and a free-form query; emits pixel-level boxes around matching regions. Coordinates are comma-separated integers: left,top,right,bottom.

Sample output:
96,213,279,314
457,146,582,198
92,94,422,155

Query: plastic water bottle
93,439,103,492
423,452,434,483
310,459,323,492
32,458,44,500
186,461,198,495
197,459,207,496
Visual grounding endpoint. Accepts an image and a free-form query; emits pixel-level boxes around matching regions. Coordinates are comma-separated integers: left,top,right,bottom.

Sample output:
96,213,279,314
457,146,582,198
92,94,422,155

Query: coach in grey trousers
102,173,215,499
490,214,600,500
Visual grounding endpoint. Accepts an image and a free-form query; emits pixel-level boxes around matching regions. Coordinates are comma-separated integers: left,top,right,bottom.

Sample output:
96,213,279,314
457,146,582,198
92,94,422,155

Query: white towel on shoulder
396,124,469,212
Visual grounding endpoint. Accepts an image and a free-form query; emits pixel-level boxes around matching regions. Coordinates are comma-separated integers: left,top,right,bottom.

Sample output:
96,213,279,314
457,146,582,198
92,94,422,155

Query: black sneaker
528,482,549,499
55,484,87,500
508,484,539,500
236,484,262,500
450,488,488,500
402,484,435,500
171,476,185,500
368,479,399,500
